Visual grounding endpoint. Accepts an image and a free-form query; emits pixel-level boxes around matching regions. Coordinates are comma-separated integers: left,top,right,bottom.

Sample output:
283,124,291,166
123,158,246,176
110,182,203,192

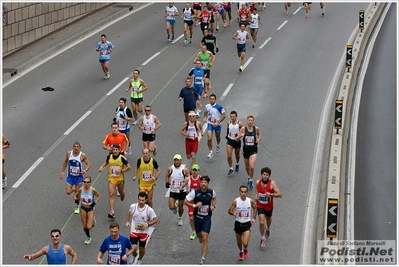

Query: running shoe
239,66,243,72
128,147,132,155
74,205,80,214
183,39,187,45
216,27,219,31
228,169,234,175
260,237,266,248
132,120,139,126
103,73,108,79
223,23,227,27
2,177,7,189
243,249,248,259
207,151,213,158
128,253,137,264
228,21,231,25
238,251,244,261
306,13,309,18
286,11,288,15
196,110,200,117
137,260,142,265
249,180,253,190
200,257,206,265
108,211,115,219
173,201,178,214
153,146,157,156
322,12,324,16
252,43,255,48
120,194,125,201
190,232,196,240
178,216,183,226
216,145,220,153
266,228,270,238
167,35,170,41
84,237,92,245
235,164,239,172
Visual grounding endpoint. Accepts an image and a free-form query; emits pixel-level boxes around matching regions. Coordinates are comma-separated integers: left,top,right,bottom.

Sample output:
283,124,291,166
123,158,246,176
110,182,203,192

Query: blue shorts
119,128,130,135
225,7,231,11
166,19,176,25
194,85,204,96
194,215,212,234
99,59,109,63
131,97,143,104
237,43,246,53
207,123,222,133
250,27,258,31
218,9,225,15
66,175,83,186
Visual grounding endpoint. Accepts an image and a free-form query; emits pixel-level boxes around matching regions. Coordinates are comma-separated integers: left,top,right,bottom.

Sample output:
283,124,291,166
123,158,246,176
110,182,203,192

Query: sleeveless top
68,151,83,177
228,120,240,140
256,179,274,211
169,165,185,193
243,126,257,147
47,243,66,264
142,115,156,134
130,79,142,99
81,186,94,206
116,107,130,131
235,197,252,223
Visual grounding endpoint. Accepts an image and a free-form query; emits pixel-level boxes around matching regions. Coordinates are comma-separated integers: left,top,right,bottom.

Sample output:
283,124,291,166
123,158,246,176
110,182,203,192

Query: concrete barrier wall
2,2,111,56
317,3,386,262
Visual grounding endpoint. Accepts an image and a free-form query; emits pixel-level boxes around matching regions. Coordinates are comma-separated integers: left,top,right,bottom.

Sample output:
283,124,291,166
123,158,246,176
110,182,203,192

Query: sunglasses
145,110,151,112
192,169,199,171
83,181,91,183
51,235,60,238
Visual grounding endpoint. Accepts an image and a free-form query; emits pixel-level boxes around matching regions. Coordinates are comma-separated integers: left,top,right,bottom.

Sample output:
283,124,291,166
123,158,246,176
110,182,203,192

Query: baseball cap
192,164,200,171
173,154,182,160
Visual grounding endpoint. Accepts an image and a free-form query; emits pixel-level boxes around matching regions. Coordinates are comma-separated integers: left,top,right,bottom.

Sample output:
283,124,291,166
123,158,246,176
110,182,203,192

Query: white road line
142,52,161,66
259,37,272,49
243,57,253,70
277,20,288,31
12,157,44,188
220,83,234,101
106,77,129,95
2,3,153,88
171,34,184,44
293,6,303,15
64,111,92,135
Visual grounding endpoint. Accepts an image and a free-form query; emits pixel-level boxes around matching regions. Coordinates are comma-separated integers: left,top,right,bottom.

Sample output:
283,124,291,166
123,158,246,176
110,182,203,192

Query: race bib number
258,193,268,204
69,166,80,175
111,166,121,176
198,205,209,216
201,61,209,68
208,117,217,123
194,76,203,85
108,254,120,265
238,211,250,218
132,86,139,92
245,136,255,145
135,223,145,230
142,172,152,181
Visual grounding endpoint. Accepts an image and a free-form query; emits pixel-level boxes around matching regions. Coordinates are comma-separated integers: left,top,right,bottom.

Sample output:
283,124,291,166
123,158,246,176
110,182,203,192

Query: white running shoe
132,120,139,125
178,217,183,226
216,145,220,153
207,151,213,158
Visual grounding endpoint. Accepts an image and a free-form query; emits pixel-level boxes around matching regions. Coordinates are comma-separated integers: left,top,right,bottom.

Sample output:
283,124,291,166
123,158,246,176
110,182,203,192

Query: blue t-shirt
96,41,114,60
188,67,205,89
47,243,66,264
179,87,199,110
99,235,132,265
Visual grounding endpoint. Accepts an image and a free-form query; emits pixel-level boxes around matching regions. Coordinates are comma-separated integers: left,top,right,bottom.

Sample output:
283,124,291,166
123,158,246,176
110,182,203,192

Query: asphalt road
2,2,374,265
354,4,396,242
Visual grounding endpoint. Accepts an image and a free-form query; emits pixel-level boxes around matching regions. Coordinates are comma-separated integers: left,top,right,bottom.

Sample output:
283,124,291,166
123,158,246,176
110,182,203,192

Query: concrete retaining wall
2,2,110,56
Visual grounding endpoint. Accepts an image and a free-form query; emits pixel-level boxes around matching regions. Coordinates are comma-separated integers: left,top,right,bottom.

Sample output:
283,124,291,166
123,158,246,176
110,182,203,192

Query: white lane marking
2,3,153,88
12,157,44,188
171,34,184,44
293,6,303,15
142,52,161,66
220,83,234,101
107,77,129,95
259,37,271,49
64,111,92,135
243,57,253,70
277,20,288,31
